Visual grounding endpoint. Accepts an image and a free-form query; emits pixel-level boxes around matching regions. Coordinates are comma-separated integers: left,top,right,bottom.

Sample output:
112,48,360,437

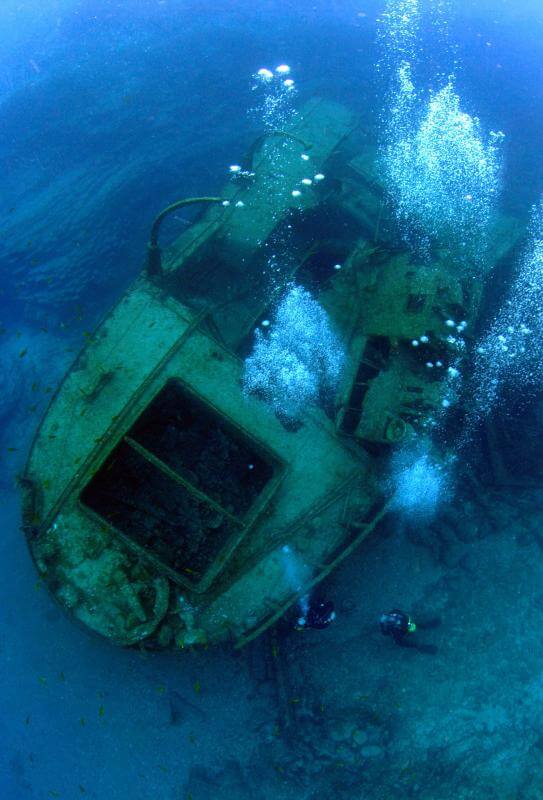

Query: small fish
28,404,38,413
25,715,31,725
158,764,168,774
98,705,105,717
38,676,46,686
79,717,86,727
34,581,42,592
59,671,65,682
7,447,18,452
193,680,201,695
156,685,166,695
40,327,48,333
48,792,60,799
19,348,27,358
79,786,86,794
31,382,40,391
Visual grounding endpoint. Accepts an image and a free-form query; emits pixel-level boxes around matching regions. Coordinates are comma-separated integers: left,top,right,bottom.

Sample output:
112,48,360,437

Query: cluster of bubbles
226,63,298,191
469,198,543,424
378,0,453,76
379,1,503,267
251,63,297,131
377,0,420,70
377,0,501,507
388,445,451,521
249,64,301,294
384,73,504,265
243,284,344,422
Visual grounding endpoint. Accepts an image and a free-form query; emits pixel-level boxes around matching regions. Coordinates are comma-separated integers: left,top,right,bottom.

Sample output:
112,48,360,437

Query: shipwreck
20,98,516,649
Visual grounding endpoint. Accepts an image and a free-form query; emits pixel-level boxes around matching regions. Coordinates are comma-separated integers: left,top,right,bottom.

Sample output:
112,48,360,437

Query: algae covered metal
21,98,517,650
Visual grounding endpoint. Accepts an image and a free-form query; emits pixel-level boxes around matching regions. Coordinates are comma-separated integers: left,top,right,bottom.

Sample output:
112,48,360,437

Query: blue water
2,1,543,798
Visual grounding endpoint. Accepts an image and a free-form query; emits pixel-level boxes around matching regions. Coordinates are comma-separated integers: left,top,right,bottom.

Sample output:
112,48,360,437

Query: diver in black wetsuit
380,609,439,654
295,599,336,630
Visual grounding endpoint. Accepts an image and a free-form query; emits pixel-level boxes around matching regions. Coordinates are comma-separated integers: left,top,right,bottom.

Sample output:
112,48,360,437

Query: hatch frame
78,377,287,594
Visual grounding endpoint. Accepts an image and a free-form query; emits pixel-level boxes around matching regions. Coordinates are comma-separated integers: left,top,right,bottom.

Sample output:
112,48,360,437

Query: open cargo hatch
80,379,284,592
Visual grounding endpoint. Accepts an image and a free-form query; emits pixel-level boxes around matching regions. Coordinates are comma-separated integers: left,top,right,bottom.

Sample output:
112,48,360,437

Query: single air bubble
284,79,295,88
248,463,255,470
229,165,241,173
442,399,451,408
275,64,291,74
334,264,342,270
257,68,274,81
221,200,231,207
301,153,310,161
411,340,419,347
291,189,302,197
448,367,460,378
426,362,434,368
314,173,325,181
235,200,245,208
445,319,456,328
261,319,270,327
420,335,429,343
436,360,443,367
301,178,312,185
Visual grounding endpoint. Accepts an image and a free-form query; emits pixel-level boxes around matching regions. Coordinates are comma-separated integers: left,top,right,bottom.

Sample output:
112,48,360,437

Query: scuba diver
294,598,336,630
380,608,439,654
